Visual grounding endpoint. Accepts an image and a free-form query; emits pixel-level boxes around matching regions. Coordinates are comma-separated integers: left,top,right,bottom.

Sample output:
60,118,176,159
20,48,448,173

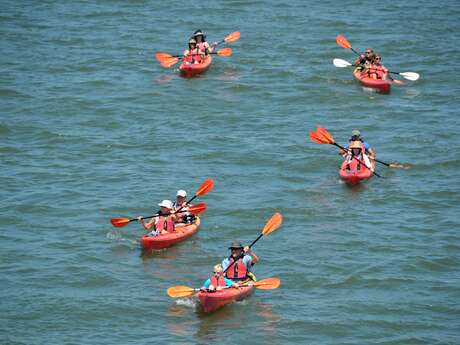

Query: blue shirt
222,255,253,277
201,276,234,289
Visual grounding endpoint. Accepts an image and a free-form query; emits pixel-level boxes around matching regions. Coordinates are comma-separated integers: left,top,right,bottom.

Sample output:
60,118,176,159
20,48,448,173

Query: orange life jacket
225,256,248,280
210,275,227,288
155,215,175,233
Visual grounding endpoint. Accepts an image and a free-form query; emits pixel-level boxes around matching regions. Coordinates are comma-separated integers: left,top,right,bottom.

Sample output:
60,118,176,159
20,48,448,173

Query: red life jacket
155,215,175,233
210,275,227,288
225,256,248,280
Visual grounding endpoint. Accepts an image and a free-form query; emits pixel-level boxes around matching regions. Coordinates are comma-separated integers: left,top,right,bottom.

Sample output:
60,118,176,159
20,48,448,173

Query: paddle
155,48,233,68
309,128,382,178
110,202,207,228
166,277,280,298
213,31,241,47
223,212,283,275
335,35,420,81
333,58,419,81
110,177,214,227
313,127,406,169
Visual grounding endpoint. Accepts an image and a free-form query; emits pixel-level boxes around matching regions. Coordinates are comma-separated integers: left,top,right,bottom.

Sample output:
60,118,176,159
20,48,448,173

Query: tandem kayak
140,217,200,251
179,55,212,77
197,283,255,313
353,67,391,93
339,158,375,185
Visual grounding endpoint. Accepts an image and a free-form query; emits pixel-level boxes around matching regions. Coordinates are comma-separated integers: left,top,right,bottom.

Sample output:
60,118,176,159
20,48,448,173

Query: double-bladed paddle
110,178,214,228
166,277,281,298
335,35,420,81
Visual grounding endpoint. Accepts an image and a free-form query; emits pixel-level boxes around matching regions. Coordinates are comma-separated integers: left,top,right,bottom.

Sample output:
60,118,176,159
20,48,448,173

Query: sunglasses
365,51,372,54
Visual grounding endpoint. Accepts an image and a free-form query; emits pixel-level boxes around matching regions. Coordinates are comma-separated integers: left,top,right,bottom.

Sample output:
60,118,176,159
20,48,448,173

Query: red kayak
353,67,391,93
179,55,212,77
339,158,375,185
197,284,255,313
140,217,200,251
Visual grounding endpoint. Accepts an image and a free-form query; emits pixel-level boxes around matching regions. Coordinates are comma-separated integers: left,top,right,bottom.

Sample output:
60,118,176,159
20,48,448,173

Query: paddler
369,54,388,80
137,200,178,236
183,38,202,64
200,264,238,292
192,29,216,55
344,141,374,172
340,130,376,161
173,190,195,224
354,48,375,71
222,241,259,282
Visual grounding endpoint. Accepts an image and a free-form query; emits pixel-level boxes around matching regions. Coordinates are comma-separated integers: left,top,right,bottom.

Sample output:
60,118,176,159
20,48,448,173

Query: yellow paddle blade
262,212,283,236
110,218,130,228
195,178,214,197
224,31,241,43
253,277,281,290
167,286,196,298
217,47,232,57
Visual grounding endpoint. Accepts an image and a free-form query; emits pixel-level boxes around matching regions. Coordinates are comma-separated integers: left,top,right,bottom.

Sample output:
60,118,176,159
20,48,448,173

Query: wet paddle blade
217,47,232,57
188,203,207,215
316,127,336,144
195,178,214,197
155,52,173,62
333,58,352,68
167,286,196,298
309,131,328,144
160,57,179,68
110,218,131,228
262,212,283,236
336,34,352,49
224,31,241,43
399,72,420,81
253,277,281,290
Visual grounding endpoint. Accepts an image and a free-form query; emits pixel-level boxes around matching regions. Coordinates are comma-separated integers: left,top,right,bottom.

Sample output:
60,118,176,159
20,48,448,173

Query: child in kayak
200,264,238,292
222,241,258,282
340,130,376,161
369,54,388,80
138,200,178,236
344,141,374,172
192,29,216,55
183,38,203,64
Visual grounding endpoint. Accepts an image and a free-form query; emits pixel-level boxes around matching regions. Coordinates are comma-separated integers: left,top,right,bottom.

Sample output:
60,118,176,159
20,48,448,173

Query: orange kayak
339,158,375,185
353,67,391,93
140,217,200,250
197,284,254,313
179,55,212,77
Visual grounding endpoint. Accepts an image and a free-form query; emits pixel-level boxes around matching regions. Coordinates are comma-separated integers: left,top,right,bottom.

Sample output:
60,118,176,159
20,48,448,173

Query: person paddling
200,264,238,292
354,48,375,68
340,130,376,161
222,241,258,282
369,54,389,80
138,200,178,236
183,38,202,64
193,29,215,55
344,141,374,172
173,190,195,224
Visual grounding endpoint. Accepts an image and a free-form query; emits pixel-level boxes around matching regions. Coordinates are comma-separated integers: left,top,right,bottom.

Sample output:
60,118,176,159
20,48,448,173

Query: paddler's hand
243,246,250,253
137,216,143,222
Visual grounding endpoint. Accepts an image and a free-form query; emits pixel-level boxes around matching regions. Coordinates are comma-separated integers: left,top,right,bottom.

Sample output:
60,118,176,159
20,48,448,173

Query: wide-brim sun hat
228,240,244,249
158,200,173,209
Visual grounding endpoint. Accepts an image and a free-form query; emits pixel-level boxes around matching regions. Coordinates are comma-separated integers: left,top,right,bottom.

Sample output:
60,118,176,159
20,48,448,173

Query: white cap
158,200,173,209
176,190,187,197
